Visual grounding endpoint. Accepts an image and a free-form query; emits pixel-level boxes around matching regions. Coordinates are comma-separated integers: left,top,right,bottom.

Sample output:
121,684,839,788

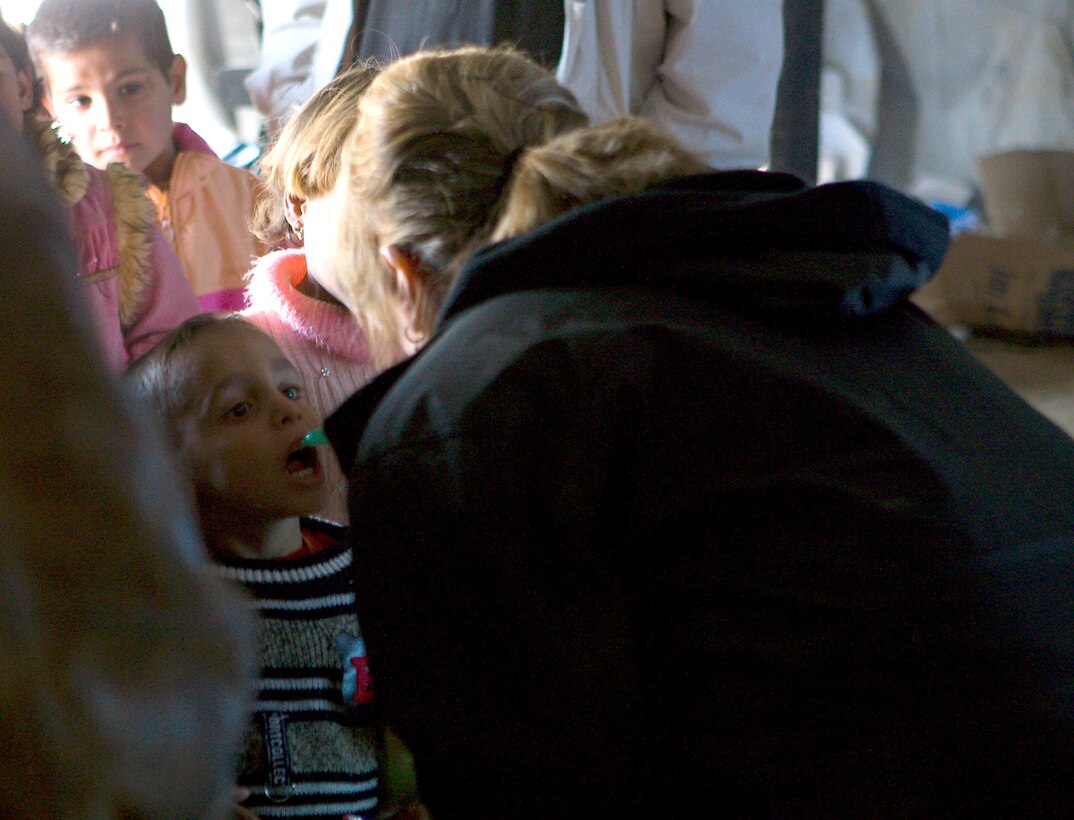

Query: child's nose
279,405,301,426
274,396,305,426
98,97,123,130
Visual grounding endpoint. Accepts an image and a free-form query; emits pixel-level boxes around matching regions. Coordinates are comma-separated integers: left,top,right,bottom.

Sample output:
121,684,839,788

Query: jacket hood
440,170,950,325
328,171,951,467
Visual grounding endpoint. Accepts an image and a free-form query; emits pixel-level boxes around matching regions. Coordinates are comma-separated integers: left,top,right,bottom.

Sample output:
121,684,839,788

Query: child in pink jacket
242,65,383,525
28,0,266,312
1,21,199,372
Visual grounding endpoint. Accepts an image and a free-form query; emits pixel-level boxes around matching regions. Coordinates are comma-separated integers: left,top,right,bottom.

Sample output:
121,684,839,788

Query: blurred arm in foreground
0,117,255,819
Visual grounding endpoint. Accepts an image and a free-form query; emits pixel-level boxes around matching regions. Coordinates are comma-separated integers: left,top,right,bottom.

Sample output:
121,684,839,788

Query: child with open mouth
126,313,424,819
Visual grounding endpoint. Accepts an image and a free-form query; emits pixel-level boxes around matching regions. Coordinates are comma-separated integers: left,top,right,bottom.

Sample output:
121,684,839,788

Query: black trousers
344,0,564,69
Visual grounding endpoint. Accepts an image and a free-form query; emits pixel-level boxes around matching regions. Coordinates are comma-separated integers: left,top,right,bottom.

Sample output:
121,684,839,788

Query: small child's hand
379,724,423,812
230,787,260,820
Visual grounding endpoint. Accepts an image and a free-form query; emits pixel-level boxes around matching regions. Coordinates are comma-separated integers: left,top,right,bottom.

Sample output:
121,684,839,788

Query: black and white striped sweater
215,520,379,819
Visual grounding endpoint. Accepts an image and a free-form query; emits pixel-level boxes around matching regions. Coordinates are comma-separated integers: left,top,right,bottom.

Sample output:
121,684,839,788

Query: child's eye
282,386,302,400
119,82,143,97
224,401,252,420
67,96,91,110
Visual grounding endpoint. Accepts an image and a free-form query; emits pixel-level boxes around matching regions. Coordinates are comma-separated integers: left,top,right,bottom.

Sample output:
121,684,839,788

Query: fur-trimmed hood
25,114,87,207
26,114,157,327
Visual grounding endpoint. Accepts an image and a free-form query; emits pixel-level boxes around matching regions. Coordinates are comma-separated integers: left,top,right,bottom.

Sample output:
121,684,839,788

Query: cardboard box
977,150,1074,243
914,233,1074,335
914,149,1074,337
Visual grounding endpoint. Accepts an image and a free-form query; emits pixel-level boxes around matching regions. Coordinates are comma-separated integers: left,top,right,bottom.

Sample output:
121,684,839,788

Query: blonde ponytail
493,117,710,243
335,46,587,365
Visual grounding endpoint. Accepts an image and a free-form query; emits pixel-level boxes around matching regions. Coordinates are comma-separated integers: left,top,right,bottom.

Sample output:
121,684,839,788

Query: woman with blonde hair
325,47,1074,819
329,45,588,364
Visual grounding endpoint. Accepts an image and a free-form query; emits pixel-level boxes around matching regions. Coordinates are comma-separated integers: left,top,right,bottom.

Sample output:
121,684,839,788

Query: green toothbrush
300,427,330,447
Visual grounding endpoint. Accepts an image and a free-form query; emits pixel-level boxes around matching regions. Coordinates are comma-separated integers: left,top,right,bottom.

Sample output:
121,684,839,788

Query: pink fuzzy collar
243,249,370,363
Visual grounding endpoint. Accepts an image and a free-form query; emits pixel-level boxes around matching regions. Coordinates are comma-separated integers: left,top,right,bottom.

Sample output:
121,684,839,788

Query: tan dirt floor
963,334,1074,438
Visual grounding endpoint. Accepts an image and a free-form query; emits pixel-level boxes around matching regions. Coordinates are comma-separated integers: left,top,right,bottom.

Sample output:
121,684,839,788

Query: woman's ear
380,244,430,354
380,244,426,308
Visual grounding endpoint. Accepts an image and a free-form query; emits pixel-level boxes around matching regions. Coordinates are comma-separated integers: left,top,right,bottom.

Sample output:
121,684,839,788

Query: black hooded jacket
328,172,1074,818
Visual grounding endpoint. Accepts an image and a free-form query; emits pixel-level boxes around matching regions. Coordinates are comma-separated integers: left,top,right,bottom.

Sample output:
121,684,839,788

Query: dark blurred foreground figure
324,48,1074,819
0,117,254,817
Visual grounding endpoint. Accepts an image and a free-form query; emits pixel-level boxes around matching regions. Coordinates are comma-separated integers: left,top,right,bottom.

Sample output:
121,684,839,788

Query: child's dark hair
0,20,42,110
126,313,254,429
27,0,175,80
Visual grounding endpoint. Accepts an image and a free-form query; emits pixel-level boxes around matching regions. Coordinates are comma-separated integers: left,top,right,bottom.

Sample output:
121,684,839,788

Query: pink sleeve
123,224,203,364
0,119,255,819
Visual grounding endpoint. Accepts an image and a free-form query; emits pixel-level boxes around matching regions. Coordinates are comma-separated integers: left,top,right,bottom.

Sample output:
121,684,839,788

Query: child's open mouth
285,445,321,483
